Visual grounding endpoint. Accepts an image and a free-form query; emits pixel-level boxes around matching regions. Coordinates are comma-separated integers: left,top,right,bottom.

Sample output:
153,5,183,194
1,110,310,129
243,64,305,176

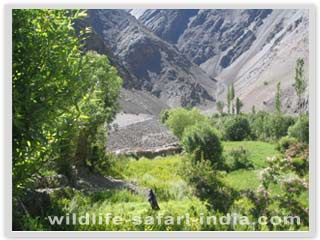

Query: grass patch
223,169,308,207
223,169,260,191
112,155,192,201
58,191,214,231
223,141,278,169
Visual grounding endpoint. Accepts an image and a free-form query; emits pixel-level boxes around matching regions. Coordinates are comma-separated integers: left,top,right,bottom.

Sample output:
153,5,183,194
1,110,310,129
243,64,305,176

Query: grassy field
222,141,308,207
63,191,211,231
113,155,192,201
222,141,276,191
52,141,308,230
223,141,277,169
57,142,266,231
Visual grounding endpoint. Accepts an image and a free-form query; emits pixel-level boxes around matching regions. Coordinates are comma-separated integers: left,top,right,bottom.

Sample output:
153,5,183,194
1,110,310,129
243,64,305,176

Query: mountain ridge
133,9,309,114
87,9,217,108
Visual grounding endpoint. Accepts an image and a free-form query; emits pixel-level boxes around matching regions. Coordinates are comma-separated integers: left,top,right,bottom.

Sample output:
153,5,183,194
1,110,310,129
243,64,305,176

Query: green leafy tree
230,83,235,114
288,114,309,143
224,116,251,141
249,112,294,141
181,158,236,213
13,9,87,188
73,51,122,169
251,105,256,114
227,86,231,114
165,108,209,139
12,9,122,190
267,114,294,140
275,82,282,114
216,101,225,114
182,123,223,168
235,97,243,115
294,58,306,114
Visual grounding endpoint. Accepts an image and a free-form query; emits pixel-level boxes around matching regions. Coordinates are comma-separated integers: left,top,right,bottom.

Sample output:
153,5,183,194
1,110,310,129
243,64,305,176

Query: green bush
165,108,208,139
268,114,295,140
288,115,309,143
210,115,226,136
284,142,309,176
224,116,251,141
159,109,170,123
180,158,237,213
277,136,299,153
181,123,223,168
226,146,254,171
292,158,307,175
249,112,295,141
248,111,269,140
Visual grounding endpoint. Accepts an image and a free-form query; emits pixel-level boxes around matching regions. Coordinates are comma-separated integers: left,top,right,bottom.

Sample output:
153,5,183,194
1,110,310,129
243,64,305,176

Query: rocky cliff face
133,9,309,114
78,19,169,115
135,9,273,76
87,9,217,108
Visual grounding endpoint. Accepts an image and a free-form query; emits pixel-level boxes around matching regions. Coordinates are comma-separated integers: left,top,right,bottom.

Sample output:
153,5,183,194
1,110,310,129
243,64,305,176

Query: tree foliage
165,108,209,139
181,123,223,168
216,100,224,114
227,86,231,114
235,97,243,115
288,115,309,143
275,81,282,114
13,10,122,191
230,84,235,113
294,58,306,114
224,116,251,141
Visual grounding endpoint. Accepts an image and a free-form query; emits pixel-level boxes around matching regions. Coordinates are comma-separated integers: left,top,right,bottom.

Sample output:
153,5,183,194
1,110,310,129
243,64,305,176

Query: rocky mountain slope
87,9,217,108
133,9,309,114
83,9,309,154
78,16,169,115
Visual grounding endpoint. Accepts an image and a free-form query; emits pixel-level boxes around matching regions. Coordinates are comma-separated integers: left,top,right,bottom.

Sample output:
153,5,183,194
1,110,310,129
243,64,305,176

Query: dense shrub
285,142,309,176
248,111,269,140
165,108,209,139
285,142,309,159
268,114,295,140
277,136,299,153
239,155,309,230
159,109,170,123
213,113,294,142
224,116,251,141
226,146,254,171
292,158,308,176
288,115,309,143
210,115,226,136
181,123,223,168
180,158,237,213
249,112,295,141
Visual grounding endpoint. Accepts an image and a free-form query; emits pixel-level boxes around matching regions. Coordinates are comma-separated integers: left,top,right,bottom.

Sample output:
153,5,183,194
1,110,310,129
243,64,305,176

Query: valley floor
50,141,308,231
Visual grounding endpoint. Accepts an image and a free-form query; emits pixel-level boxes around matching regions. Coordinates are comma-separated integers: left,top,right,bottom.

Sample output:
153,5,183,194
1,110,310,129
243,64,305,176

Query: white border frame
1,1,316,239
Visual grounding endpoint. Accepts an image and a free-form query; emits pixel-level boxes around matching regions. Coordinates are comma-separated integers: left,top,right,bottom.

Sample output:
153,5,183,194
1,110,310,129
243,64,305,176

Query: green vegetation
288,114,309,143
181,123,223,168
275,81,282,114
225,146,253,171
224,169,260,190
248,112,295,141
12,9,309,232
216,100,225,114
294,58,306,114
224,116,251,141
13,9,122,230
277,136,299,153
163,108,209,139
223,141,277,169
235,97,243,115
117,156,192,201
